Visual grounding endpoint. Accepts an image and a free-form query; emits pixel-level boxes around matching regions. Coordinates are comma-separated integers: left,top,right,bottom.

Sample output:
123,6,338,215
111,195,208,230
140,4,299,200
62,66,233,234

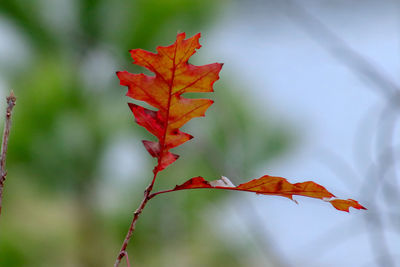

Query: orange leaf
165,175,366,212
329,199,366,212
117,33,223,173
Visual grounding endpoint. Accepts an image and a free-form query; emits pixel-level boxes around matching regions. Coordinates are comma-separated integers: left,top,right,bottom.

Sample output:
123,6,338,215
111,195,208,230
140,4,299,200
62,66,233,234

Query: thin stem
113,173,158,267
124,251,131,267
0,91,16,217
148,189,174,199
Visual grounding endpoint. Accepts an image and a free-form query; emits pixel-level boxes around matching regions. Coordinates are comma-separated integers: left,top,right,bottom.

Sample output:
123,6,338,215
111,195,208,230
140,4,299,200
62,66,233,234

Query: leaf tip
128,49,135,57
115,70,123,79
127,102,135,109
329,199,367,212
191,32,201,40
177,32,187,39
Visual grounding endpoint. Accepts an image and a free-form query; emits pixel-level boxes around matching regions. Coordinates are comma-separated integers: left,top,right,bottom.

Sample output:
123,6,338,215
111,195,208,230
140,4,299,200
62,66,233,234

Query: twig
117,251,131,267
124,251,131,267
113,174,157,267
0,91,16,217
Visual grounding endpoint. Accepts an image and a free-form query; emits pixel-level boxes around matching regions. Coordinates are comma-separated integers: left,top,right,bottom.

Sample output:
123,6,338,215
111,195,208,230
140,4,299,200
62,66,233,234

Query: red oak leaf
157,176,366,212
117,32,223,173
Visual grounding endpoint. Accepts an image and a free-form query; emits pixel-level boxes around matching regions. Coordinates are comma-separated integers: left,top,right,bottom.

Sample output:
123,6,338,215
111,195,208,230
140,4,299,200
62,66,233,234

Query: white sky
205,1,400,266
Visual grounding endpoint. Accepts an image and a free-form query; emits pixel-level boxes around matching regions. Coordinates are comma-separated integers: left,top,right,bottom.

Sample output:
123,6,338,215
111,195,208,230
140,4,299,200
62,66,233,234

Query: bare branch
114,174,157,267
0,91,16,217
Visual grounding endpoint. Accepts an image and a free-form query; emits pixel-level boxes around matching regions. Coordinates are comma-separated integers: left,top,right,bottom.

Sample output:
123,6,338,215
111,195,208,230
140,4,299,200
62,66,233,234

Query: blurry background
0,0,398,266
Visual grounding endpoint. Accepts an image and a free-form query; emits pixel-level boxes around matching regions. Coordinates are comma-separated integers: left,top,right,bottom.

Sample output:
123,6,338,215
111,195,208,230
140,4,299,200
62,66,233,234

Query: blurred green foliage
0,0,292,266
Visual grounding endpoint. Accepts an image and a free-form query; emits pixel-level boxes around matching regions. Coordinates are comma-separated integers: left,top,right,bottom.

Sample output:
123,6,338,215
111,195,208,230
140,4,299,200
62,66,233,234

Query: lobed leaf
168,175,366,212
117,32,223,173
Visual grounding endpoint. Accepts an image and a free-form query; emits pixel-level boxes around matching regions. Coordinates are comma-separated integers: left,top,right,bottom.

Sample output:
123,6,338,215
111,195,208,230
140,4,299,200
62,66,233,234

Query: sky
204,1,400,266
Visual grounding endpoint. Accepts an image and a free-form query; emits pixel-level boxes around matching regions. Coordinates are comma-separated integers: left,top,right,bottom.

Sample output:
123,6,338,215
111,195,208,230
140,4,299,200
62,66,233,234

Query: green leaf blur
0,0,291,266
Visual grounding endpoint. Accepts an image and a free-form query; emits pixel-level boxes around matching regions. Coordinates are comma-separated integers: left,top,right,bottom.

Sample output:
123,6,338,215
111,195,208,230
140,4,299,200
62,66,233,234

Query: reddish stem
113,173,158,267
124,251,131,267
148,189,174,199
0,91,16,217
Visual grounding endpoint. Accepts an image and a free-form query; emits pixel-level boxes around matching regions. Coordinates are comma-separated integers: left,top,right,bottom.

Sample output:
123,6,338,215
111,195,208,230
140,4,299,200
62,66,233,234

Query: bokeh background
0,0,399,266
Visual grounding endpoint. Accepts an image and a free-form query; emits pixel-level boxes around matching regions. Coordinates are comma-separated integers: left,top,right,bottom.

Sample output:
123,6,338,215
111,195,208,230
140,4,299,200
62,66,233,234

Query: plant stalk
113,174,157,267
0,91,16,217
